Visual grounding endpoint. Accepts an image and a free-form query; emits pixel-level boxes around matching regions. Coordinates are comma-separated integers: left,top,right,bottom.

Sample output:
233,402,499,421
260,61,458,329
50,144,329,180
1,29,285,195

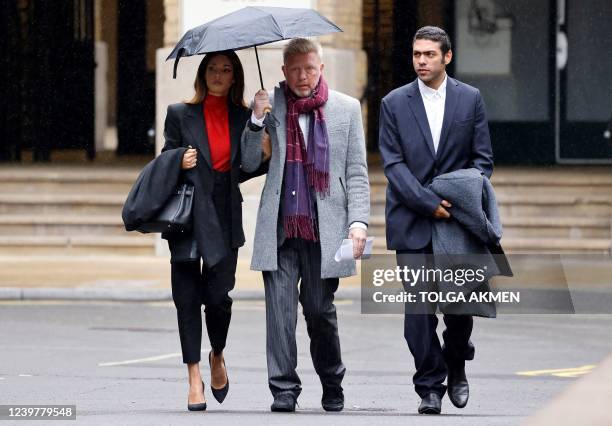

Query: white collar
418,75,447,100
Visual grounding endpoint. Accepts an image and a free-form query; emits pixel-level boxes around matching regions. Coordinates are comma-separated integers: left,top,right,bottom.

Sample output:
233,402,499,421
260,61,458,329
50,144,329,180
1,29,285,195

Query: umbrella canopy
166,6,342,81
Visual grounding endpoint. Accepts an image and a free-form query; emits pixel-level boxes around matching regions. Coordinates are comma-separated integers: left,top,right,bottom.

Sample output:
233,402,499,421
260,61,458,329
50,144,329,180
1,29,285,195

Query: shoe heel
187,380,207,411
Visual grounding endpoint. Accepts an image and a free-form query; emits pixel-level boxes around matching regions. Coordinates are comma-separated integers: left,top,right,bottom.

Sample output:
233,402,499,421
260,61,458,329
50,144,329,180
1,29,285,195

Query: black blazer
161,100,264,265
379,77,494,251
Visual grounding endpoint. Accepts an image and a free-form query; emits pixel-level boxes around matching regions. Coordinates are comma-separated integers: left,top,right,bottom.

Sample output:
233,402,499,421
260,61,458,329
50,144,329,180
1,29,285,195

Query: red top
203,94,231,172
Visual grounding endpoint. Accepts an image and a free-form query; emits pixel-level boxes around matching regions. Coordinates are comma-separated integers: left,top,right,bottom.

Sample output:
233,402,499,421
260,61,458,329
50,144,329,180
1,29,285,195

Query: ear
281,64,288,79
320,63,325,73
445,50,453,66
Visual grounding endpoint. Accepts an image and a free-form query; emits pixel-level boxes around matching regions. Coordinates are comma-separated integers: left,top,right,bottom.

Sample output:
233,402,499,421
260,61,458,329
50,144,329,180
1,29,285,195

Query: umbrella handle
254,46,279,126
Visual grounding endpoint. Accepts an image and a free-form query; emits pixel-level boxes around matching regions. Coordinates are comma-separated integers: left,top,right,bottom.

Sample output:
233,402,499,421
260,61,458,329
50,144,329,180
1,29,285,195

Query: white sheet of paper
334,237,375,262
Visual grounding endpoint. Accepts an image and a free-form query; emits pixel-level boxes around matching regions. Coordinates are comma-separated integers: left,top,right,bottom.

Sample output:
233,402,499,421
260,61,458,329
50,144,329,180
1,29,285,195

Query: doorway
556,0,612,163
115,0,164,155
0,0,95,162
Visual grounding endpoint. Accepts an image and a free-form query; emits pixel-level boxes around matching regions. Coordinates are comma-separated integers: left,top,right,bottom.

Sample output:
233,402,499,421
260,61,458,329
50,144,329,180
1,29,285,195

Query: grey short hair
283,38,323,63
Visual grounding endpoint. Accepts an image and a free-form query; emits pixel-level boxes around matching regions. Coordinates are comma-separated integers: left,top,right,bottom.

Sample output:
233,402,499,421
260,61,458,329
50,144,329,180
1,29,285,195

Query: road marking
517,365,596,378
18,374,32,377
98,352,182,367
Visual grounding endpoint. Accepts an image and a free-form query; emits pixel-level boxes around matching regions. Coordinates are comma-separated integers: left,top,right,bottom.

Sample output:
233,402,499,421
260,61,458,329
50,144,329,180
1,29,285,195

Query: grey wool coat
241,86,370,278
428,168,513,317
428,167,507,261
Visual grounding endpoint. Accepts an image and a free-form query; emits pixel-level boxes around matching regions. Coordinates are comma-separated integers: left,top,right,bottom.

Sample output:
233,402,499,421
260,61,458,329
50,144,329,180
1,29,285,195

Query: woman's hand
181,148,198,170
262,130,271,162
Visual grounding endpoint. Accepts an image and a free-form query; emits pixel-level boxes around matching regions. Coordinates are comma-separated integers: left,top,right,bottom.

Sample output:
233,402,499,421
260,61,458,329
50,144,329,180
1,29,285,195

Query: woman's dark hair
413,26,452,55
187,50,246,107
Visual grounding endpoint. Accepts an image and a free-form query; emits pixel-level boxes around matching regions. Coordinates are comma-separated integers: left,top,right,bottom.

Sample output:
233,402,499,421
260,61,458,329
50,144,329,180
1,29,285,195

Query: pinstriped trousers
263,238,346,399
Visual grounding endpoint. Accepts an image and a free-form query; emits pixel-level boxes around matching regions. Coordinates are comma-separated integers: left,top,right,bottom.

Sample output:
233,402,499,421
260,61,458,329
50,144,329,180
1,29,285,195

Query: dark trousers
398,243,475,398
171,171,237,364
263,238,345,398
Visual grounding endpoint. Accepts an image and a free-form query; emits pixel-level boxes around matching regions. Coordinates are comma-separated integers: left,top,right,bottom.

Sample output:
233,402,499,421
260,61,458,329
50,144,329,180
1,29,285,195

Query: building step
0,167,139,182
0,214,126,236
370,193,612,217
367,166,612,186
0,182,133,194
369,215,611,239
370,236,611,254
0,235,155,255
369,191,612,205
370,183,612,197
500,237,611,254
368,168,612,201
0,167,137,194
0,193,125,214
502,217,610,239
498,202,610,219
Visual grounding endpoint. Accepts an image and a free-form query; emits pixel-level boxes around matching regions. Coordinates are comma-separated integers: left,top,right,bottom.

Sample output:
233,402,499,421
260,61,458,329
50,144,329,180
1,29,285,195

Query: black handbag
136,183,194,234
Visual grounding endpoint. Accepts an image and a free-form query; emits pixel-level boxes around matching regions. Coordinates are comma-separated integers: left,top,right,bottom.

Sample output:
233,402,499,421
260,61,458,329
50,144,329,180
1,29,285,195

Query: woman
161,50,265,411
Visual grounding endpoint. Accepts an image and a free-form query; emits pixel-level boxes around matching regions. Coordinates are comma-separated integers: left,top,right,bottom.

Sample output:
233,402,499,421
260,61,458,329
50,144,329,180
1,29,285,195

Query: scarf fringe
284,215,318,242
305,164,330,197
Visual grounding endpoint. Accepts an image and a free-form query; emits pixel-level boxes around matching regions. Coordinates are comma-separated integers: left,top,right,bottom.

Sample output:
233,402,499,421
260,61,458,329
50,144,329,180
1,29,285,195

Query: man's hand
348,227,367,259
433,200,452,219
253,90,271,120
262,130,271,161
181,147,197,170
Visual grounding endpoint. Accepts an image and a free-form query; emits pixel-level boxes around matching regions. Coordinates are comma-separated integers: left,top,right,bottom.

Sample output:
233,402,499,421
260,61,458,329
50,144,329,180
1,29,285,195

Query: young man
241,38,370,412
378,26,494,414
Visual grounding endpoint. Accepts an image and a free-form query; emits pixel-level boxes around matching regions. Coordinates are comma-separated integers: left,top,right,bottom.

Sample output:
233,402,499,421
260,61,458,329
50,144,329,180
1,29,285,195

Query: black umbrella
166,6,342,89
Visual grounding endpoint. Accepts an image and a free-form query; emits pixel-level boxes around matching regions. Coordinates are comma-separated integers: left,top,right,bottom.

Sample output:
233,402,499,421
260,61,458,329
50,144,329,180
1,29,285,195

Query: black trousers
263,238,345,398
397,243,475,398
171,171,237,364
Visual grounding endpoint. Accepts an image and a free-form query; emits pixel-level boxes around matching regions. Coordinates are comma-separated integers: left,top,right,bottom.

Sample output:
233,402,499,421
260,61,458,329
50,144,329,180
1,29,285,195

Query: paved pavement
0,255,363,301
1,300,611,425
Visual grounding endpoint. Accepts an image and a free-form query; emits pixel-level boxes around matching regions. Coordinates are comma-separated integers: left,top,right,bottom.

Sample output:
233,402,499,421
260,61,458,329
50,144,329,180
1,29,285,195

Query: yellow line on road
517,365,596,378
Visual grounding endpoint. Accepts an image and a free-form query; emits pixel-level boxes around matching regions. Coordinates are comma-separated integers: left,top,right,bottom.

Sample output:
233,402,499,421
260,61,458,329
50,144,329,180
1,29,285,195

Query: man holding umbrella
241,38,370,412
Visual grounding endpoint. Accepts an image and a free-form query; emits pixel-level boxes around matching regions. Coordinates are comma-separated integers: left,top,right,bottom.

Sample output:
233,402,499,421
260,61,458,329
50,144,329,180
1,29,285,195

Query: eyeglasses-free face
205,55,235,97
282,51,324,98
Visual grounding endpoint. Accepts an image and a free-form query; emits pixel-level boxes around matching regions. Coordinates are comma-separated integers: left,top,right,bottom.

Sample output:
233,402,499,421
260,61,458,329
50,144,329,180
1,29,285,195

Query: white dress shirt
417,75,447,153
250,111,367,231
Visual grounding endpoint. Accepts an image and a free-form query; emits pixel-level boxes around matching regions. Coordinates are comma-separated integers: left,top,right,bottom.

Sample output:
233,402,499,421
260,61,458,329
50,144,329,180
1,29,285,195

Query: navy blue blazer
379,77,494,250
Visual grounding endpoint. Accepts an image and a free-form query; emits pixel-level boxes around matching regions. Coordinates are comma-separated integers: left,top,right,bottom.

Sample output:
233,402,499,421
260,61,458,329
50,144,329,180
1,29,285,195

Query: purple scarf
281,76,330,242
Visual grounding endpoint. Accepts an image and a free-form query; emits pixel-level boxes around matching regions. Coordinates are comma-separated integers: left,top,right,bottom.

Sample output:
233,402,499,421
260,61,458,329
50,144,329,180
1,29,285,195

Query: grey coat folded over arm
428,168,513,317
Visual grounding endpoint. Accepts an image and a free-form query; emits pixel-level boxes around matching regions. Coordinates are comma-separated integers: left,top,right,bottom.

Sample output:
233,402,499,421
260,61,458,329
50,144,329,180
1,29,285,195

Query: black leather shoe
271,394,297,412
447,366,469,408
418,392,441,414
321,387,344,412
187,380,207,411
209,351,229,404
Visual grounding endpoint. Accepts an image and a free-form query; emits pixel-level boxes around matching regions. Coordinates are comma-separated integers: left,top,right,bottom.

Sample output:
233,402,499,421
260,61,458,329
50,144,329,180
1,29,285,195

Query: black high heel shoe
187,380,207,411
209,351,229,403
